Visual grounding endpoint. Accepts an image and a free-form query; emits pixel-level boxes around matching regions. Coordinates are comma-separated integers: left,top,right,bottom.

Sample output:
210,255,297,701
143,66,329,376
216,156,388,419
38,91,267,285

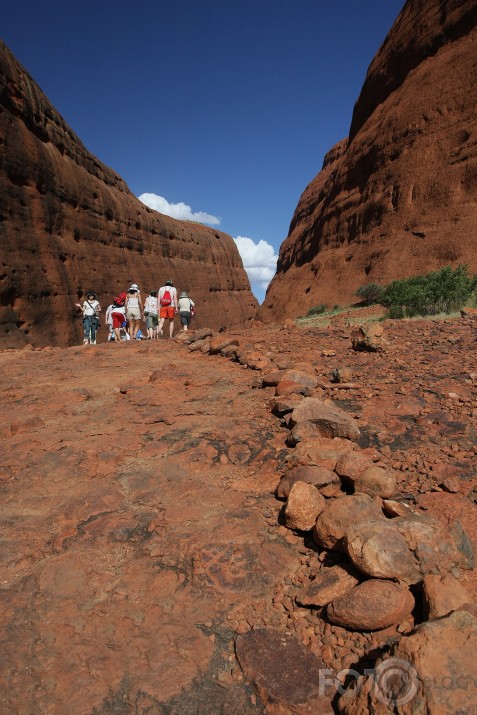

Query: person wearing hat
157,280,178,338
177,290,195,332
75,291,101,345
125,284,142,340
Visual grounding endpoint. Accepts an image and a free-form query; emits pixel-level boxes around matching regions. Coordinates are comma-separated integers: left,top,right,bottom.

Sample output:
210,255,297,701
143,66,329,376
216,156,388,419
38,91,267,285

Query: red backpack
115,291,127,306
160,289,172,306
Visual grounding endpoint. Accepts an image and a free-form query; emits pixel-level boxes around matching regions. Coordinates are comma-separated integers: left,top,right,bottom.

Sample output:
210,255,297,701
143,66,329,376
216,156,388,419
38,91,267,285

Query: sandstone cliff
261,0,477,320
0,41,258,348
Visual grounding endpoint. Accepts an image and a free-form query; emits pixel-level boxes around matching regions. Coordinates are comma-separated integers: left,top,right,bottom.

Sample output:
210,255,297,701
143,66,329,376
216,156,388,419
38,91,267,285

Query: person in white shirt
75,291,101,345
143,290,159,339
178,291,195,331
125,284,142,340
157,280,178,338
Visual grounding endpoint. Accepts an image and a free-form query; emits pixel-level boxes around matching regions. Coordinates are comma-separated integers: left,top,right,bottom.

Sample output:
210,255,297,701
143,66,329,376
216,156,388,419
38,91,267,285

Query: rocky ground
1,310,476,714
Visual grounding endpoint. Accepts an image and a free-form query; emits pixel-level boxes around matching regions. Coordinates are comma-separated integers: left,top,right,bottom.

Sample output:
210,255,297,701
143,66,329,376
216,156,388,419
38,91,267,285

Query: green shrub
381,265,476,318
355,283,384,305
306,304,326,317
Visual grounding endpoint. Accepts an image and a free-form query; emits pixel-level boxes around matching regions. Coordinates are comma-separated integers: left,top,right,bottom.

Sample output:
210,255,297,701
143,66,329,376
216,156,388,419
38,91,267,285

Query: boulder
281,370,318,390
262,370,287,387
335,451,373,482
270,394,304,415
394,513,474,576
290,398,360,441
313,494,385,551
189,338,210,352
185,327,214,344
245,354,272,371
354,465,397,498
423,574,473,619
277,465,341,499
338,610,477,714
288,420,323,445
235,629,333,715
284,482,326,531
331,367,353,383
382,499,415,517
208,336,240,354
351,324,387,352
296,564,360,608
287,438,354,471
345,521,417,581
327,579,414,631
220,344,240,359
275,380,312,397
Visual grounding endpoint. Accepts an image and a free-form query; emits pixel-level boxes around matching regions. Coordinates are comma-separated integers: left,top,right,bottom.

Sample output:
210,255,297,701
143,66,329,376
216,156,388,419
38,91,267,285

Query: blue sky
3,0,404,302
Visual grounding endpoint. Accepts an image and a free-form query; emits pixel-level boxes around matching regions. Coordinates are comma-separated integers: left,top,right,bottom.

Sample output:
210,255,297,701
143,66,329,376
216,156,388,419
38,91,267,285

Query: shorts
112,312,125,329
127,307,141,320
146,313,159,329
180,311,191,326
160,306,175,319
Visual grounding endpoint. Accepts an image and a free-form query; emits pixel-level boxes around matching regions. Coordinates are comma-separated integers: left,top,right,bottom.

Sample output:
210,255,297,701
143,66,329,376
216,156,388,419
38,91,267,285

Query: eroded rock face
0,41,258,348
338,610,477,714
261,0,477,320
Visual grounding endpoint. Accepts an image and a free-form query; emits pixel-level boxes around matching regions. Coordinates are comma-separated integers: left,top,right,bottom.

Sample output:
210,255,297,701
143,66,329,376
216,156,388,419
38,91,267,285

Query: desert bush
355,283,384,305
381,265,476,318
306,304,326,317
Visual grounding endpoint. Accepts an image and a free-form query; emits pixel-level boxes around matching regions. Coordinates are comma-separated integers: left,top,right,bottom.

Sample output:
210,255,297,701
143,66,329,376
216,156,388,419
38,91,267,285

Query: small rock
296,564,360,608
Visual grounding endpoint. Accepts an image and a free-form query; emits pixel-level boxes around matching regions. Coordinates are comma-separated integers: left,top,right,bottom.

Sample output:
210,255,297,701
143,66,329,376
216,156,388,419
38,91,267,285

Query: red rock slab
236,629,333,715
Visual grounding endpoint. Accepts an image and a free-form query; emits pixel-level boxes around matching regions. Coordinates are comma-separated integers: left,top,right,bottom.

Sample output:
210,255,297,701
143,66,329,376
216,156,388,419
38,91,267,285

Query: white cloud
138,192,221,226
233,235,278,296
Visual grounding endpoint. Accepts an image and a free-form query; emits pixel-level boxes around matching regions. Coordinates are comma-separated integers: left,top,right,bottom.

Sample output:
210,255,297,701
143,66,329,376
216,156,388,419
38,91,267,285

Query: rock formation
0,41,258,348
261,0,477,321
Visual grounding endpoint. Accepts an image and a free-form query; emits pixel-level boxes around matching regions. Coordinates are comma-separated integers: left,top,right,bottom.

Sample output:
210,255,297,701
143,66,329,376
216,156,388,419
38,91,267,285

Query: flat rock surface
1,311,477,713
0,340,296,714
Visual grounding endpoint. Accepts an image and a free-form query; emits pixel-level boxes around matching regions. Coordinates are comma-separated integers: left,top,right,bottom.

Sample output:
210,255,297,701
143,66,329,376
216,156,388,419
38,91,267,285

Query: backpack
115,291,126,306
160,289,172,306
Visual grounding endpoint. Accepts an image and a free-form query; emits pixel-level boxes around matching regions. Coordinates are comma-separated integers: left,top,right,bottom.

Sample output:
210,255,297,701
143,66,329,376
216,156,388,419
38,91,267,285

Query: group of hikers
76,280,195,345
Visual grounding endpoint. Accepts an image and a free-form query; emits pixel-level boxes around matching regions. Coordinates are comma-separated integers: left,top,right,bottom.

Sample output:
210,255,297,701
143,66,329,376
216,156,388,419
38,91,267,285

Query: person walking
76,291,101,344
178,291,195,331
110,296,127,343
158,280,178,338
143,290,159,339
125,284,142,340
